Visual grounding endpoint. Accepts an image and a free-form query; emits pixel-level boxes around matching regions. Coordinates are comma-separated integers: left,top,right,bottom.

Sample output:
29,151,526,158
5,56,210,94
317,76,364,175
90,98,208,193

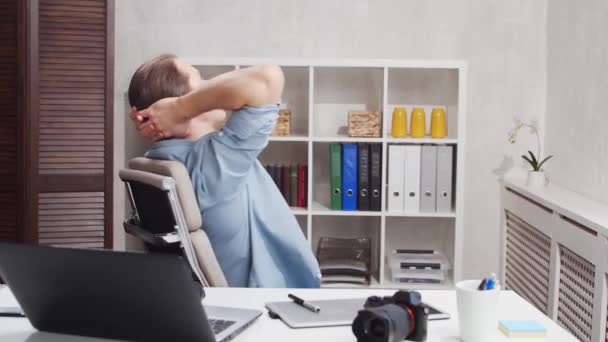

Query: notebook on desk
266,297,450,328
266,298,366,328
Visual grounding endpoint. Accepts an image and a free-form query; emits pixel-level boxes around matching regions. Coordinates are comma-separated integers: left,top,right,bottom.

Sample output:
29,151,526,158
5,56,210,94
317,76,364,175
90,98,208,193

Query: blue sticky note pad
499,320,546,337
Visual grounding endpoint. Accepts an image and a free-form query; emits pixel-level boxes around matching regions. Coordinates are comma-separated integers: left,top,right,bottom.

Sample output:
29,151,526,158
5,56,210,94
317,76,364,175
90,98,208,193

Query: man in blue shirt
127,55,320,288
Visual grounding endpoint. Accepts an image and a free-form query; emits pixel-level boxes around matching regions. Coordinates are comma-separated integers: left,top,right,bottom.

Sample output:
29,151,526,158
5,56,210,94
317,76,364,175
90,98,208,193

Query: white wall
113,0,547,279
546,0,608,205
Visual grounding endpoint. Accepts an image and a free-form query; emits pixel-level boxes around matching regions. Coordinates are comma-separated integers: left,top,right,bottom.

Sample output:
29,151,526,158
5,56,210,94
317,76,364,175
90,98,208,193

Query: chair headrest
128,157,201,232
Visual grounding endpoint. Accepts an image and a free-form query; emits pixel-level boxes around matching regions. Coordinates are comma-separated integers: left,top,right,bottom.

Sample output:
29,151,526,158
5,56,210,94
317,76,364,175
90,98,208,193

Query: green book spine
330,143,342,210
290,165,298,207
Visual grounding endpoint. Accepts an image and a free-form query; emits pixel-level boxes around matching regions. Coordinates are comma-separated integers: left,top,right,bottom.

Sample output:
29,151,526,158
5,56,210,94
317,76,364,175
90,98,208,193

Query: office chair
119,157,228,287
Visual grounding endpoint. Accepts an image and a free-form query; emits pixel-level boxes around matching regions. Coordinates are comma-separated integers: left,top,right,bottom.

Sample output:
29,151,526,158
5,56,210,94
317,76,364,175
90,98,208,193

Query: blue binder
342,144,358,211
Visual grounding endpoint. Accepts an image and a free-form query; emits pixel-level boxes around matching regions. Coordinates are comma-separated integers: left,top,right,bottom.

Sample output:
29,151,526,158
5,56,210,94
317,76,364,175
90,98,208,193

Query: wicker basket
272,109,291,136
348,110,381,137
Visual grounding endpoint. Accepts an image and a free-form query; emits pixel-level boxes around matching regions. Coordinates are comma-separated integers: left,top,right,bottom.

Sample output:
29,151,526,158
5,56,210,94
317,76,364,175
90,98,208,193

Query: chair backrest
120,157,228,287
129,158,201,232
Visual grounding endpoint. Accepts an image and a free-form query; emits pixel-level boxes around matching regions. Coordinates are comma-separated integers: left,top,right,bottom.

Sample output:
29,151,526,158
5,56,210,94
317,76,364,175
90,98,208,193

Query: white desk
0,287,576,341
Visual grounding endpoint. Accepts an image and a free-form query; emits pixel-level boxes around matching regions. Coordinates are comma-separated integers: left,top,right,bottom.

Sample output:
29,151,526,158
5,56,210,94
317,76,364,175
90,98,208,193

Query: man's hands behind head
130,96,190,141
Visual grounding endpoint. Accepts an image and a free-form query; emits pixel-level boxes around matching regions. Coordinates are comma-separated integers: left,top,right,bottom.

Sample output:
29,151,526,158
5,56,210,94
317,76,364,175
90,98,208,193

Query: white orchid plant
508,118,553,172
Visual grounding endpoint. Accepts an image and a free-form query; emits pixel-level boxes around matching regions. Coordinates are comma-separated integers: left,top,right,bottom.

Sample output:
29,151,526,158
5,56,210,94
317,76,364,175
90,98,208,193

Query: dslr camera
352,290,428,342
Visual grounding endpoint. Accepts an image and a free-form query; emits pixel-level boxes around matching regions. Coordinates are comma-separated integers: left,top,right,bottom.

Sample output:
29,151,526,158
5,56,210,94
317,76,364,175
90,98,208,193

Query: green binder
330,143,342,210
290,165,298,207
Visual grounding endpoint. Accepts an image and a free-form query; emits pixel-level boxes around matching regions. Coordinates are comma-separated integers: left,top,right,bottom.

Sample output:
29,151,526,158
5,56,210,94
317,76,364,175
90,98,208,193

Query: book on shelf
297,164,307,207
264,163,308,208
274,165,282,190
282,166,290,203
290,166,298,207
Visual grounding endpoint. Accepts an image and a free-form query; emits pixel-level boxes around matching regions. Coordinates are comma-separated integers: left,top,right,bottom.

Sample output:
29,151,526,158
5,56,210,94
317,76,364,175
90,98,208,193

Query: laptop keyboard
209,319,236,335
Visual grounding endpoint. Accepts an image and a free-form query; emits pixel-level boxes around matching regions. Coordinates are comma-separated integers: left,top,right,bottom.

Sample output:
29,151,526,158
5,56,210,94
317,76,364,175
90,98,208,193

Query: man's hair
128,54,192,110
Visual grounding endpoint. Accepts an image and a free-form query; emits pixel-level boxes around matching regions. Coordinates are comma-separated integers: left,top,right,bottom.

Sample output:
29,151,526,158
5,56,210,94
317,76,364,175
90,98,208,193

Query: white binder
420,145,437,212
387,145,406,212
403,145,421,213
436,145,454,212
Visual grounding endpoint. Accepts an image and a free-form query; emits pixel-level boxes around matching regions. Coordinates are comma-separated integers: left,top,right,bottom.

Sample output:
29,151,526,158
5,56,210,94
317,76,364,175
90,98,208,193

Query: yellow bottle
391,107,407,138
430,108,447,139
410,107,426,138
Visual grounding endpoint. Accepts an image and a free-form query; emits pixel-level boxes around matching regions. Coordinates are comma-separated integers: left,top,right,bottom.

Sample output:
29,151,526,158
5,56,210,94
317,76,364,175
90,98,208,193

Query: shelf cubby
239,65,310,138
385,67,459,139
259,141,308,166
281,66,310,137
311,215,382,283
382,217,455,289
313,67,383,138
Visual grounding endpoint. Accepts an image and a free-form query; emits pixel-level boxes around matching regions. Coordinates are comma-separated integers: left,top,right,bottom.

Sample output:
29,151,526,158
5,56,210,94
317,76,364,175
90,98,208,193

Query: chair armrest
123,219,180,247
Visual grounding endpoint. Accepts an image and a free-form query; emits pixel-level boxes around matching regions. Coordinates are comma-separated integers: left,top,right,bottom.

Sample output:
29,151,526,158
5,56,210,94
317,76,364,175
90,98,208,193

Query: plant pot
526,171,546,189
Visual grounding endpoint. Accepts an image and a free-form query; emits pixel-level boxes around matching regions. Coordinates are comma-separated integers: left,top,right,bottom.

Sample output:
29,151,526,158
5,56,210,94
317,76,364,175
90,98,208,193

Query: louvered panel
0,192,16,242
0,0,17,176
38,192,104,248
504,211,551,314
557,245,595,342
0,0,18,243
37,0,106,175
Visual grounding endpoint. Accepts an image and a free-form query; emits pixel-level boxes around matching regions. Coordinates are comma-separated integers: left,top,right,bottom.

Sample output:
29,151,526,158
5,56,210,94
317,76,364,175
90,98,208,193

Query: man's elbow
259,64,284,103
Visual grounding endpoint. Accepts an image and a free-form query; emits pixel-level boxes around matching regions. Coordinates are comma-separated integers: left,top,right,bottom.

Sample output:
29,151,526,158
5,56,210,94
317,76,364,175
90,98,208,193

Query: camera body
352,291,428,342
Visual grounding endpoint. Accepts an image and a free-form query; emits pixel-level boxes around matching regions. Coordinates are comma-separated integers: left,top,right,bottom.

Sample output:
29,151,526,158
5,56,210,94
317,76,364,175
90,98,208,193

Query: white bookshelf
189,58,467,290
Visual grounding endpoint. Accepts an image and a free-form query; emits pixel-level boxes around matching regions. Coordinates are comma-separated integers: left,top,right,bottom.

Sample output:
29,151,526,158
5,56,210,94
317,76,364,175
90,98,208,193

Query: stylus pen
288,293,321,313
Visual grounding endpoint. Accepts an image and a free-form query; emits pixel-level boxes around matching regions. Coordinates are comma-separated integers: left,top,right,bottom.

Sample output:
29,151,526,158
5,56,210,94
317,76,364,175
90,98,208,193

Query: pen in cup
478,273,498,291
485,274,496,290
477,278,487,290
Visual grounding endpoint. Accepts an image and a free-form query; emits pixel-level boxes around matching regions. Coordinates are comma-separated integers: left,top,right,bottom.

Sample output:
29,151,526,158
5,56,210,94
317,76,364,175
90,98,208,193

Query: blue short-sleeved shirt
145,104,321,288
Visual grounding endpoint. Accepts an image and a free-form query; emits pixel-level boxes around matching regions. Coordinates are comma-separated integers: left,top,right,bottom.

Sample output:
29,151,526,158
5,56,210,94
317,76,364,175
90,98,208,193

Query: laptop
0,242,261,342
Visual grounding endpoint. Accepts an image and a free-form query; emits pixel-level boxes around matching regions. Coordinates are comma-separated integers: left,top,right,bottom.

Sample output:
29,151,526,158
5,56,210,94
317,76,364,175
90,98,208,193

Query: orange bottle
391,107,407,138
430,108,447,138
410,107,426,138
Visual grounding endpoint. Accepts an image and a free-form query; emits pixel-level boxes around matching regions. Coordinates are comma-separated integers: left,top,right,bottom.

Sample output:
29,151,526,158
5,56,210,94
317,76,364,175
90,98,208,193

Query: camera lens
369,318,386,337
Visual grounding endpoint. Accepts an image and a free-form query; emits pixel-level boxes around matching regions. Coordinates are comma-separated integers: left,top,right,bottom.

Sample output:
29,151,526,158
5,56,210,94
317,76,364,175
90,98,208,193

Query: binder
369,144,382,212
282,166,291,202
387,145,406,212
357,143,370,211
436,145,454,212
403,145,421,212
420,145,437,212
342,144,358,211
330,144,342,210
290,165,298,207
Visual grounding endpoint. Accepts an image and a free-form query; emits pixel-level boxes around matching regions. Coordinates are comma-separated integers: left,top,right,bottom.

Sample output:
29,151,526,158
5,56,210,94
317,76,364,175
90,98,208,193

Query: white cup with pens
456,274,501,342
